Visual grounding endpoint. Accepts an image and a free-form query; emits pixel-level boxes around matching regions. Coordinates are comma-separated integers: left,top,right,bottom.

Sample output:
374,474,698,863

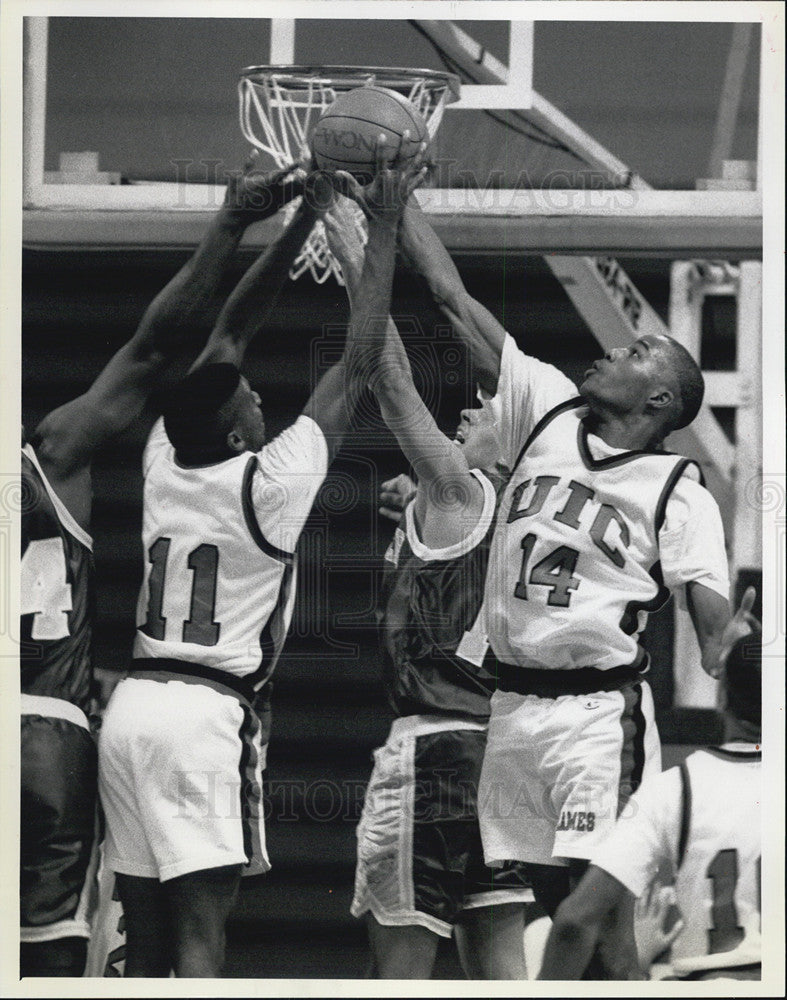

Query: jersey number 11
141,536,221,646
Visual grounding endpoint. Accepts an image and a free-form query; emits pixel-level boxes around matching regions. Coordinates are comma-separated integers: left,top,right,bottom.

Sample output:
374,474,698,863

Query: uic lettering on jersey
507,476,630,568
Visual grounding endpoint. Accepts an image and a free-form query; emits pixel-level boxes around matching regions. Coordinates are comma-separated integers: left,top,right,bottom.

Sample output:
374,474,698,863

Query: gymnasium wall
22,247,729,976
43,19,761,189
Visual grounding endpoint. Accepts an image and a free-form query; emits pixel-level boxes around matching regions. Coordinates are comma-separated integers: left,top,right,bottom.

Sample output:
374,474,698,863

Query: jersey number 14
514,533,581,608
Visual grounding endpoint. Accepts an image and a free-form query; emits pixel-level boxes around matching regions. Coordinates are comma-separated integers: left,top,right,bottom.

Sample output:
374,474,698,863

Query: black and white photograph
1,1,784,991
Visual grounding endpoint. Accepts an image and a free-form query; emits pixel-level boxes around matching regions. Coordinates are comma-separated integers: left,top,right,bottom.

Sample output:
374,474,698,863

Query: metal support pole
23,17,48,207
733,261,763,577
708,23,754,179
270,19,295,65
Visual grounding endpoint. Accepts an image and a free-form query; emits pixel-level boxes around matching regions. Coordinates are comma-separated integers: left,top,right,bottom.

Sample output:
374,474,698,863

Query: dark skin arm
400,198,506,396
32,158,303,530
302,141,411,464
189,172,326,373
538,866,644,980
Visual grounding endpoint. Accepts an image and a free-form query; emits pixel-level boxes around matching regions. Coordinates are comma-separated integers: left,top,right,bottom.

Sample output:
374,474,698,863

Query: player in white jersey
398,202,756,943
538,629,762,980
97,165,401,977
21,155,301,978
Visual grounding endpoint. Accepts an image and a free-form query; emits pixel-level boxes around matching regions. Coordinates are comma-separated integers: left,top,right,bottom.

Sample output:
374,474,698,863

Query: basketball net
238,67,457,283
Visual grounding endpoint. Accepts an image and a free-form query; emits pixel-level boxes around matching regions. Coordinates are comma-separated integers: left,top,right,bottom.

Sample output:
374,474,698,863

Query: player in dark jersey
19,158,304,976
326,151,530,978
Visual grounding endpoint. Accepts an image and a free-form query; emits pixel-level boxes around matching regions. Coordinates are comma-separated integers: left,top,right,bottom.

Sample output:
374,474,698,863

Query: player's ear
226,429,246,453
645,386,674,413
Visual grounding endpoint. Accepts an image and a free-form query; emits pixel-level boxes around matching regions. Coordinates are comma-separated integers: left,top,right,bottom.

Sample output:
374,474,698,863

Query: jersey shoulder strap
654,457,705,534
241,454,295,565
677,759,693,869
22,443,93,551
512,397,585,472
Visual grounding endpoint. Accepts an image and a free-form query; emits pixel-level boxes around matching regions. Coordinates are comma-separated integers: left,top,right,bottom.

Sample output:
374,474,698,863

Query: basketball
311,85,428,179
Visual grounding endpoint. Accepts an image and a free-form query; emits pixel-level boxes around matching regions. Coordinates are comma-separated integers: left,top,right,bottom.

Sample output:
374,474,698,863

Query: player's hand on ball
379,474,417,523
335,132,429,223
224,150,304,222
302,168,339,216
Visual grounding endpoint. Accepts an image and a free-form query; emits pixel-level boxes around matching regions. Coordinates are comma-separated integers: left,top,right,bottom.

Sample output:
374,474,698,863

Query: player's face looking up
453,403,502,471
579,334,678,422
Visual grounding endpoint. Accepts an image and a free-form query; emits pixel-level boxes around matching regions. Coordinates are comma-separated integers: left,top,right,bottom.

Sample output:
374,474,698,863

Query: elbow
552,910,591,950
368,365,411,400
551,897,600,957
431,280,467,318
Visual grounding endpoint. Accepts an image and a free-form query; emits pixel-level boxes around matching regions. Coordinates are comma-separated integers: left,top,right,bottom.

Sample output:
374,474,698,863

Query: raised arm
298,156,404,464
189,169,330,372
33,158,303,479
400,199,506,395
322,175,481,516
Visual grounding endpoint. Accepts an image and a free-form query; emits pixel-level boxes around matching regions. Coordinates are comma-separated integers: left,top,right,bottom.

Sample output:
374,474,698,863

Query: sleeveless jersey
20,444,94,712
484,399,702,671
671,746,761,972
133,417,327,694
378,469,500,722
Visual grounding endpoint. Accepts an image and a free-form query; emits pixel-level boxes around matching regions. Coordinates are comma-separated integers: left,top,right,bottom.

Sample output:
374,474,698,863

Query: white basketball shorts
478,680,660,867
98,675,269,882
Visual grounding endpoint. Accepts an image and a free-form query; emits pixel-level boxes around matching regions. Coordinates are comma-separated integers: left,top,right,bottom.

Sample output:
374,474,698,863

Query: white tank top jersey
133,416,328,687
482,335,730,671
593,745,761,973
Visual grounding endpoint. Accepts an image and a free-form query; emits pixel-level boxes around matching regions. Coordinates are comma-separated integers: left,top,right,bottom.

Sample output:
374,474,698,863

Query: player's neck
583,409,662,452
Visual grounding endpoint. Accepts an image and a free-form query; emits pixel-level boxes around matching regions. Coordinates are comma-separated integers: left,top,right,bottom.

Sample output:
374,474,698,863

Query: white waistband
21,694,90,730
388,714,487,742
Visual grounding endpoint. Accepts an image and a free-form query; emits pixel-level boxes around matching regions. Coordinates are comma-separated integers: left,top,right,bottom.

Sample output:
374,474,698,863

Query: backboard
18,14,762,256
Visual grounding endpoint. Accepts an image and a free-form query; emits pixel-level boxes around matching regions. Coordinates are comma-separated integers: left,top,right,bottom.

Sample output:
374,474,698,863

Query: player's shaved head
164,363,242,463
657,337,705,433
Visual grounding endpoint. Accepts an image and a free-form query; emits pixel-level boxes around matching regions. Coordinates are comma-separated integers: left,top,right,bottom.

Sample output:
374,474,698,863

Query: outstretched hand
716,585,760,677
634,881,684,972
323,194,368,280
223,150,304,222
301,166,339,217
335,132,429,225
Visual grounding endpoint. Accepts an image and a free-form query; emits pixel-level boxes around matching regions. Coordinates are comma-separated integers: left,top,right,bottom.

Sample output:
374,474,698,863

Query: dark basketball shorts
351,716,533,937
20,695,99,944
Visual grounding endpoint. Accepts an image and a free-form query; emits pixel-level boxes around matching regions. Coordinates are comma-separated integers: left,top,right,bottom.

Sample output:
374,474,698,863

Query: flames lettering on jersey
507,476,630,568
556,810,596,833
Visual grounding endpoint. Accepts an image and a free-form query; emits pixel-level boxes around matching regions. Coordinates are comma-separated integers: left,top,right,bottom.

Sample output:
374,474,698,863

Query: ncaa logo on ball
312,126,385,154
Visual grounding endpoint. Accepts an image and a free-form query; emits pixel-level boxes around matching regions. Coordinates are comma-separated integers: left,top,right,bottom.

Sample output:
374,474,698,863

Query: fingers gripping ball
311,86,429,179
